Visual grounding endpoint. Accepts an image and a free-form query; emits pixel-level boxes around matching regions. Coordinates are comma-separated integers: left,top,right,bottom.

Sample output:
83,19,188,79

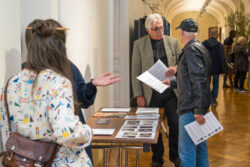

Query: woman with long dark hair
23,18,121,162
0,20,93,166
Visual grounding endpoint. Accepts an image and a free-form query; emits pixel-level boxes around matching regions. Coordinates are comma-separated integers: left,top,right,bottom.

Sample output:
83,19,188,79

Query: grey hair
236,36,246,45
183,31,197,37
145,13,163,29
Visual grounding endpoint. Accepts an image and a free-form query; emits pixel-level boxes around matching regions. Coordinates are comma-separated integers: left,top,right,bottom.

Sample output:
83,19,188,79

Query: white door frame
110,0,130,107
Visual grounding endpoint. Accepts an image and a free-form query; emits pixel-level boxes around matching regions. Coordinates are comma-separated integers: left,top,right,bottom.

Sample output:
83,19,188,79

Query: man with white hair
132,13,181,167
165,18,211,167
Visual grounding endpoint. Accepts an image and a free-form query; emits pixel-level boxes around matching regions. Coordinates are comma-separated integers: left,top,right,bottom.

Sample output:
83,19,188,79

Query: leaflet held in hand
184,111,223,145
137,60,175,93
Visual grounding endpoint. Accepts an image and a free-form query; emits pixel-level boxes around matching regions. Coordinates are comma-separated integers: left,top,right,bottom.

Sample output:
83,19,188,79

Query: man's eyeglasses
150,26,163,32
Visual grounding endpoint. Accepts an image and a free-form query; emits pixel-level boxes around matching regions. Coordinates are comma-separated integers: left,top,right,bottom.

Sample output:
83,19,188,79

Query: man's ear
181,30,184,36
146,29,150,34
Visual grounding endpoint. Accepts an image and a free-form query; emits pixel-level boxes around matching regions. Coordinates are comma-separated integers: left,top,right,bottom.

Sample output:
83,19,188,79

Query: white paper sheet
137,114,160,119
184,111,223,145
124,115,138,119
136,107,159,114
124,114,160,120
137,60,175,93
92,129,115,135
101,108,131,112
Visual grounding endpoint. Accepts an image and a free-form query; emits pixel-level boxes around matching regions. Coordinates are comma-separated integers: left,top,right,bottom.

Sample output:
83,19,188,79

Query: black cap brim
175,26,181,30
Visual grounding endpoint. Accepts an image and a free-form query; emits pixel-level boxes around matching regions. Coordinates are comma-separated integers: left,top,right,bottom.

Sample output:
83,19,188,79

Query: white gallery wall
0,0,21,152
0,0,21,88
59,0,113,118
89,0,113,110
59,0,92,76
20,0,58,62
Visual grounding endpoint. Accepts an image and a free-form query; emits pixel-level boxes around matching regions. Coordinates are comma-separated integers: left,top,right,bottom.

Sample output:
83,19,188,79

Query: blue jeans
210,75,219,102
179,112,209,167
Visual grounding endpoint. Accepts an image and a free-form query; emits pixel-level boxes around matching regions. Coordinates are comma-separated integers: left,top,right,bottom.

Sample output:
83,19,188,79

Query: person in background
233,36,248,92
223,30,236,88
22,19,121,161
248,39,250,88
165,18,211,167
132,13,181,167
0,19,93,166
202,28,225,105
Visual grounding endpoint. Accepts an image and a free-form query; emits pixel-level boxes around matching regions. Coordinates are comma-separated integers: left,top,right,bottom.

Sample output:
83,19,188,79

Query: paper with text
93,129,115,135
136,107,159,114
137,60,175,93
101,108,131,112
184,111,223,145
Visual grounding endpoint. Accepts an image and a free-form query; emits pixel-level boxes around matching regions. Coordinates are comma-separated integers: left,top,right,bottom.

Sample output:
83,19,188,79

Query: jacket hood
203,38,220,48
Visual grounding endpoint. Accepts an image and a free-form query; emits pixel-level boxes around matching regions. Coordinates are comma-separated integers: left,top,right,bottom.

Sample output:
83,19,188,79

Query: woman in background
233,36,248,92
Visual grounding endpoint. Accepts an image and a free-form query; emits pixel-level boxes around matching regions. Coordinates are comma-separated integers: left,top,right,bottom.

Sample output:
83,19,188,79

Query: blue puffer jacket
202,38,225,75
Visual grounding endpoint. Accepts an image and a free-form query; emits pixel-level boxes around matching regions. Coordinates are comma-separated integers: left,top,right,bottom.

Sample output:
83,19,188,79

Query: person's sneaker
223,84,230,88
239,88,248,93
233,87,239,91
172,158,181,167
211,101,218,106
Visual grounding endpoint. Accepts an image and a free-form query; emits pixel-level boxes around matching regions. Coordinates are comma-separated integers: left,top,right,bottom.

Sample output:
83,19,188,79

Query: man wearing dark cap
164,18,211,167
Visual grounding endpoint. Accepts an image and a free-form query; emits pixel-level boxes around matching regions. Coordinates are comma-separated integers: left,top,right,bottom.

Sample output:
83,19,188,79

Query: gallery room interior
0,0,249,166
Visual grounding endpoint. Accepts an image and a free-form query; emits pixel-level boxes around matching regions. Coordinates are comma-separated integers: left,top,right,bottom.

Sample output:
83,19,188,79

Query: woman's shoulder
38,69,72,86
5,69,71,90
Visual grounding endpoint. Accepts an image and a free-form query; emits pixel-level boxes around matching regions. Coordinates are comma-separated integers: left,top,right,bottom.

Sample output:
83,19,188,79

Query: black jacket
177,39,211,115
223,36,234,45
233,44,249,72
202,38,225,75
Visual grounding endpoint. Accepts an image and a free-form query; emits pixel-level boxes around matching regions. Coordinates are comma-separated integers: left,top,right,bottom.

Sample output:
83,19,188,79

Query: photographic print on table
139,125,153,129
139,133,153,138
126,120,140,125
122,132,137,138
138,128,153,132
122,128,135,132
123,125,138,129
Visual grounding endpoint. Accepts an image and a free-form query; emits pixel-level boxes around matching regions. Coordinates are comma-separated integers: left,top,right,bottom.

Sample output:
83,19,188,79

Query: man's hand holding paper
137,60,175,93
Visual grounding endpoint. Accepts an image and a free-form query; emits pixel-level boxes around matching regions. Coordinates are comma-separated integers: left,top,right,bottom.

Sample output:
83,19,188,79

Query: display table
86,108,164,167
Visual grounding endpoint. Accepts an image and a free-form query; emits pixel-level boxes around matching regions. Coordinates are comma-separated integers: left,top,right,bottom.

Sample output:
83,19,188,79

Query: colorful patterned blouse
0,69,93,167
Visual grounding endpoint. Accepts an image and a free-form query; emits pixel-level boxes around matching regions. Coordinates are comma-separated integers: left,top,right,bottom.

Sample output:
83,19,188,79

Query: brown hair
209,28,218,39
25,19,43,49
26,19,79,114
